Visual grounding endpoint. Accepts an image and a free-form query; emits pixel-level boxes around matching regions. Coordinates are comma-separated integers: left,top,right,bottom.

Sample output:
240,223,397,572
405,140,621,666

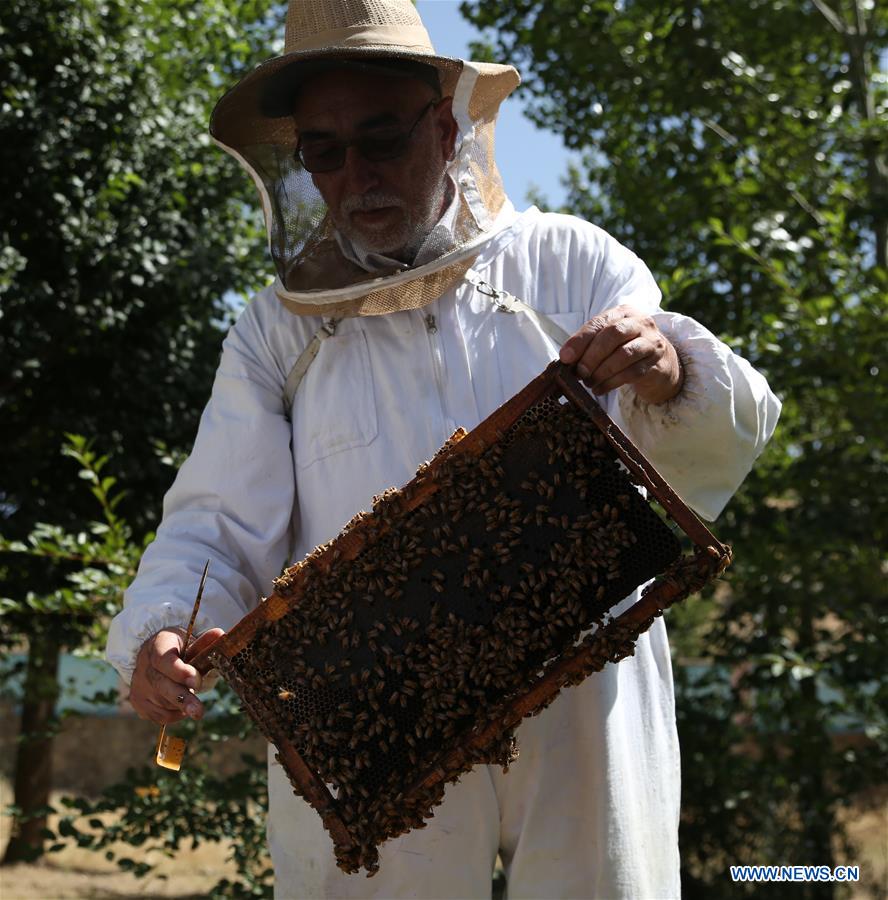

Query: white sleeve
580,229,781,521
105,302,295,684
615,311,781,521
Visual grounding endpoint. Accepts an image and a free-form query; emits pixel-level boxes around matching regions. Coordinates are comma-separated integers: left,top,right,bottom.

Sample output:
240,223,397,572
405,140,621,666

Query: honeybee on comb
188,362,731,876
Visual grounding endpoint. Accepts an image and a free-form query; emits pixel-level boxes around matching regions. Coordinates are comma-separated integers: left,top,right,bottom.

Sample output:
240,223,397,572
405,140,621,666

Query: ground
0,786,240,899
1,781,885,898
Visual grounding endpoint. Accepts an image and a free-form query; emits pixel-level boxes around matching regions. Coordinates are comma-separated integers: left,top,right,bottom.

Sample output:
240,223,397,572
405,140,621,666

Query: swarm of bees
213,391,687,875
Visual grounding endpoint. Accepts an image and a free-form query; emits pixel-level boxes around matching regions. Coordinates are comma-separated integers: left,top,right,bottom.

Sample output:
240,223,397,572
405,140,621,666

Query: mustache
341,192,405,214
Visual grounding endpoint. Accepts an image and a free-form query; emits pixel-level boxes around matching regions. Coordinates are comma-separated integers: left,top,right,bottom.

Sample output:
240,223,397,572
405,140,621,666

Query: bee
277,688,295,701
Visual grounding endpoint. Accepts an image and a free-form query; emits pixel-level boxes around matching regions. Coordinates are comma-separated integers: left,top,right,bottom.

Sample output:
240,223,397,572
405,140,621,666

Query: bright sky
415,0,575,209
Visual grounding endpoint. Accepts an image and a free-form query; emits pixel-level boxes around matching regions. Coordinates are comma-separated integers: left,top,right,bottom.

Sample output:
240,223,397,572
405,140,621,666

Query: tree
1,438,272,896
0,437,146,862
462,1,886,895
0,0,275,537
0,0,278,862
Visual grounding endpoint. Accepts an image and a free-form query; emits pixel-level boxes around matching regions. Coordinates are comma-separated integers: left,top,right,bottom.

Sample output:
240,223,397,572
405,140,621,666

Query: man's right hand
128,627,225,724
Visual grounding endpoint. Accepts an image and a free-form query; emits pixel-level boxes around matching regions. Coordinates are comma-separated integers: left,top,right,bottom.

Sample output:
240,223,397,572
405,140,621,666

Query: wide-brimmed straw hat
211,0,521,318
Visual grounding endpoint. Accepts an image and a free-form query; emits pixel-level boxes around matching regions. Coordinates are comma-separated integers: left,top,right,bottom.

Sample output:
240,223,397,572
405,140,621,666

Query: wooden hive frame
189,361,731,874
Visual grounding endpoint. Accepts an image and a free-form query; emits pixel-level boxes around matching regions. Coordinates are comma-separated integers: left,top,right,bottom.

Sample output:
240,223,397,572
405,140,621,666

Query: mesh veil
211,57,519,317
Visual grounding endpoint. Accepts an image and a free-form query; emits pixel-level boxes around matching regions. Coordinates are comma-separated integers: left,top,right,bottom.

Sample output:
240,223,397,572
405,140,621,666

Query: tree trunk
1,630,61,865
797,608,835,900
845,1,888,269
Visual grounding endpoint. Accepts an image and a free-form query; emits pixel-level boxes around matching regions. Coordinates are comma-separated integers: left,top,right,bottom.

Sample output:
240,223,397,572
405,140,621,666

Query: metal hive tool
189,362,732,875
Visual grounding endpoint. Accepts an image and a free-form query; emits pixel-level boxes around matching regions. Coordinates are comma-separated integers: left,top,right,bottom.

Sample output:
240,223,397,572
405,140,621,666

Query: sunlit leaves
0,437,146,634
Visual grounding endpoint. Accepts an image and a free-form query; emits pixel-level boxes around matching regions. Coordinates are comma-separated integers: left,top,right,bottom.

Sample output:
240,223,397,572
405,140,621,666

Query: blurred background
1,1,885,897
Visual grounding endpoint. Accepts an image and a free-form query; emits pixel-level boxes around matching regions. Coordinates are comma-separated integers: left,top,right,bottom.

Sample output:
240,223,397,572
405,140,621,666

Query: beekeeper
107,1,781,897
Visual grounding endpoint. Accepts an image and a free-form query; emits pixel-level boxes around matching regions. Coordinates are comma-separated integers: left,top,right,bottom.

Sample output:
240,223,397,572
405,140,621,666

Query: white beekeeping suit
108,1,781,897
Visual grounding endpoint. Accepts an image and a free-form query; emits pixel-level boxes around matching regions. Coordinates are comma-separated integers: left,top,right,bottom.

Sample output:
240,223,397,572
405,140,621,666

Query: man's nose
341,145,381,193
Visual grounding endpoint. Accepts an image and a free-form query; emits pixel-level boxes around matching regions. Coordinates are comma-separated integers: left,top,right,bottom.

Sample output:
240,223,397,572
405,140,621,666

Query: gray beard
339,176,453,266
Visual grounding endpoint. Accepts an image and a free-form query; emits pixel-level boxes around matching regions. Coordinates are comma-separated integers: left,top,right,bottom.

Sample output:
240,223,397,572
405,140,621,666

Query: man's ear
433,97,459,161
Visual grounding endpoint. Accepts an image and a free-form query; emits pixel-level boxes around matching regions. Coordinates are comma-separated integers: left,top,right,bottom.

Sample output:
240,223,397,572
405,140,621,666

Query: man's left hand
559,305,684,405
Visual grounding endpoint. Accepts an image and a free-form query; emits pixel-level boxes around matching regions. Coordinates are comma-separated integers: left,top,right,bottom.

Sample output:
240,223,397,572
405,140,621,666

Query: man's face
292,69,458,261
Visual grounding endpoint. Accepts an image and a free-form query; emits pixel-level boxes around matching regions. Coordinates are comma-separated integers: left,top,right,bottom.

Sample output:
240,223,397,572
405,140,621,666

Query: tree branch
701,119,827,227
810,0,847,35
844,0,887,266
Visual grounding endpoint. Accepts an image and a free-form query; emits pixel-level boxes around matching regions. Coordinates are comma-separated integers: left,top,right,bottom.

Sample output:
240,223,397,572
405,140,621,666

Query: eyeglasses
295,100,437,174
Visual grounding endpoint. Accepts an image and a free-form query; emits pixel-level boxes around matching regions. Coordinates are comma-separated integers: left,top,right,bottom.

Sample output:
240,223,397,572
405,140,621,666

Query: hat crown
285,0,431,53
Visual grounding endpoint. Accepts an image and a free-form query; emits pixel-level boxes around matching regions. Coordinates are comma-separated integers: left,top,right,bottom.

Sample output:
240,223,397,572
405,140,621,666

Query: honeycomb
215,396,683,874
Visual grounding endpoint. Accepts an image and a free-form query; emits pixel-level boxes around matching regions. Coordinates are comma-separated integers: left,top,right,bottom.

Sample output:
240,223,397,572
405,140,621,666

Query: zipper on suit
424,310,455,435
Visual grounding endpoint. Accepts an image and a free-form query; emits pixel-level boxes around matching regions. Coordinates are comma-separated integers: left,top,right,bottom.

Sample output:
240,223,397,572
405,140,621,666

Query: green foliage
0,435,145,654
54,687,272,898
0,0,277,539
463,0,887,893
1,440,271,894
1,436,147,863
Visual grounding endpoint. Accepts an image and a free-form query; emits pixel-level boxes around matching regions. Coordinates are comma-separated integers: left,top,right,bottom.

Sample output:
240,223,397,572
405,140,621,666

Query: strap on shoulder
282,317,340,421
280,274,572,416
464,268,573,345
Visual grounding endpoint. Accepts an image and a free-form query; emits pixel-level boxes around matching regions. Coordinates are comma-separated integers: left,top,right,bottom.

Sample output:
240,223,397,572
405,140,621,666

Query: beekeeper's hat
211,0,520,317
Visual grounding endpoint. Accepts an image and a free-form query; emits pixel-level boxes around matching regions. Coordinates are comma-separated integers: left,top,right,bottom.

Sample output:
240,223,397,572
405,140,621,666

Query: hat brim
211,48,518,149
260,56,446,118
